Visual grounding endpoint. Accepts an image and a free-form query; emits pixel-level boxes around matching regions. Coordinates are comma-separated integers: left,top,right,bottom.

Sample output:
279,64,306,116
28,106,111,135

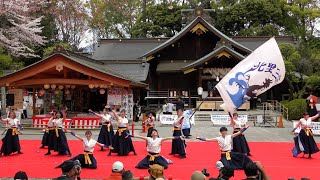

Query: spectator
53,160,82,180
122,170,134,180
104,161,124,180
162,100,168,114
244,161,270,180
148,164,165,180
175,97,184,111
167,100,174,114
191,171,205,180
22,100,28,119
307,91,318,118
14,171,28,180
217,167,234,180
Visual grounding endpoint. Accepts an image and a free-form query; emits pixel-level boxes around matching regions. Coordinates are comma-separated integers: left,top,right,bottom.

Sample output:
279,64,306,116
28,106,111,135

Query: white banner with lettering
293,121,320,135
210,114,248,126
159,114,195,125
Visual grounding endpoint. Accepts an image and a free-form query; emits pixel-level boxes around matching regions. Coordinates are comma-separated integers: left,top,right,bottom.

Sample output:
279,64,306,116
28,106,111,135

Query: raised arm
89,109,103,118
0,118,8,123
131,135,148,141
231,124,249,138
112,110,119,121
230,117,235,129
66,130,83,141
291,121,301,134
196,137,217,142
311,113,320,121
162,136,185,142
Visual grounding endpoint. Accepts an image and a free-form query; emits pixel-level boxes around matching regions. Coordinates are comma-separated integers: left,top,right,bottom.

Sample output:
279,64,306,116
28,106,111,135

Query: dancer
292,112,320,158
0,111,23,156
89,107,114,151
131,129,181,169
146,112,155,137
197,126,252,170
108,109,136,156
62,130,110,169
230,113,251,156
45,111,72,156
171,109,186,158
40,111,56,148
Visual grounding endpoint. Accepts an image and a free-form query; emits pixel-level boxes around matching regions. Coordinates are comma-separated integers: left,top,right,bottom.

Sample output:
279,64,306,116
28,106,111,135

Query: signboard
8,89,23,109
108,88,133,121
159,114,195,125
293,121,320,135
210,114,248,126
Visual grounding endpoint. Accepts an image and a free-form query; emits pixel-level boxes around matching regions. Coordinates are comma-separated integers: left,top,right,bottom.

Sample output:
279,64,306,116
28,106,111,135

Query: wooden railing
266,100,289,120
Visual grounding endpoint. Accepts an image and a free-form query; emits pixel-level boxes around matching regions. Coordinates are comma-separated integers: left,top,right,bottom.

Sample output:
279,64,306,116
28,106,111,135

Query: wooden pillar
198,68,203,87
32,88,36,115
1,86,6,116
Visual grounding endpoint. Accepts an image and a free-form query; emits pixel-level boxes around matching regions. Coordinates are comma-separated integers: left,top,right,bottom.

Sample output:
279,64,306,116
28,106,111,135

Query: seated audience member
122,170,134,180
149,164,165,180
244,161,270,180
53,160,82,180
104,161,124,180
14,171,28,180
191,171,206,180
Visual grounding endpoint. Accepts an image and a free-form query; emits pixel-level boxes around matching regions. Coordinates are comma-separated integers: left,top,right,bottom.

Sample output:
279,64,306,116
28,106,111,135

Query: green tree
42,42,73,57
279,43,301,100
212,0,287,36
284,0,320,41
132,2,188,37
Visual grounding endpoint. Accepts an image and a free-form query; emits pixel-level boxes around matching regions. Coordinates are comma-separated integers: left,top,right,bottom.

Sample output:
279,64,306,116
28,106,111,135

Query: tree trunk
286,76,294,101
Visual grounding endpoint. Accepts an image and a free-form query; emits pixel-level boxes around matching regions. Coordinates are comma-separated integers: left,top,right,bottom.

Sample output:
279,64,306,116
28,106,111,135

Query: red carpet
1,140,320,179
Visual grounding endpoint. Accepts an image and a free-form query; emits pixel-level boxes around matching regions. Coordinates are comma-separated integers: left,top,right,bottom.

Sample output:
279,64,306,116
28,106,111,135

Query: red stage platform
0,140,319,179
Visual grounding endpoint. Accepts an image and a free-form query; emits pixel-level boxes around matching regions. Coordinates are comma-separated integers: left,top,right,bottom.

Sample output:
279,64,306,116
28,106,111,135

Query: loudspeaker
6,94,14,106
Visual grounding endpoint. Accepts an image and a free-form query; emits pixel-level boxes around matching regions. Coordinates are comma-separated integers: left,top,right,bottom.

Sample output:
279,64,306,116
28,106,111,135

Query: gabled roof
0,50,147,87
92,38,168,61
140,16,252,59
181,46,245,73
104,63,150,82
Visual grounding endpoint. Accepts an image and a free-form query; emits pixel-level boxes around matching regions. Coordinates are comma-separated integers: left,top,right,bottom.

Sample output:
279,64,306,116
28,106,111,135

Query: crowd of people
0,93,319,180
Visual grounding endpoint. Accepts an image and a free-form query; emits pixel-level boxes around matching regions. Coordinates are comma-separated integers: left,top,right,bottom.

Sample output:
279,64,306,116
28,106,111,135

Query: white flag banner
216,37,285,113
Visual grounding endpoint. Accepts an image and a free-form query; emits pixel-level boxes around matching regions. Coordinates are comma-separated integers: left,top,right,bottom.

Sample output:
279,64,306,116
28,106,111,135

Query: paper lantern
88,84,94,89
99,89,105,95
71,85,76,89
50,84,56,89
197,87,203,95
66,85,71,88
39,89,45,96
94,84,99,88
54,90,59,95
65,89,70,95
58,85,64,90
44,84,50,89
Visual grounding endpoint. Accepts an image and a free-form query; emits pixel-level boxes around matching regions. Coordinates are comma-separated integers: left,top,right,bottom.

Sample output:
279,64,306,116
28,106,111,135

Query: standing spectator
307,91,318,118
14,171,28,180
103,161,124,180
22,100,28,119
133,100,141,122
175,97,184,111
244,161,270,180
167,100,174,114
162,100,168,114
122,170,134,180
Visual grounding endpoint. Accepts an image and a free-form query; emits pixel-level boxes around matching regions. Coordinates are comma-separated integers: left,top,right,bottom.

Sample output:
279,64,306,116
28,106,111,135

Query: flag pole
187,85,217,121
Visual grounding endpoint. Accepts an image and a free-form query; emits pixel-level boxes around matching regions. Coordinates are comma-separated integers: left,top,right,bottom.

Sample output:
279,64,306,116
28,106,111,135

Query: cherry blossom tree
0,0,46,57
